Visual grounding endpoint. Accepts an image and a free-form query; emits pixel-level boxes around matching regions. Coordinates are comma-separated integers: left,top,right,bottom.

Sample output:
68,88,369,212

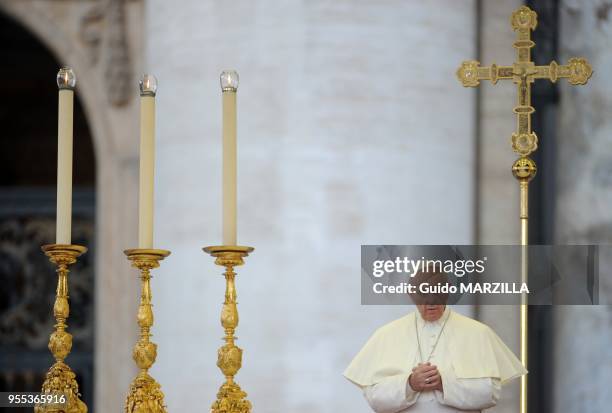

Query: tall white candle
56,67,76,245
220,70,239,246
138,74,158,249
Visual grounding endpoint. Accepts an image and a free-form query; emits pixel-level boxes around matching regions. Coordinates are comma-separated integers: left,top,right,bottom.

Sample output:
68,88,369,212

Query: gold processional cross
456,6,592,413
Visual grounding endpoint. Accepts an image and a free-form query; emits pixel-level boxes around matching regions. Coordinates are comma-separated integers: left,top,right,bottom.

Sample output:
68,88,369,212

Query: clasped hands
408,362,443,392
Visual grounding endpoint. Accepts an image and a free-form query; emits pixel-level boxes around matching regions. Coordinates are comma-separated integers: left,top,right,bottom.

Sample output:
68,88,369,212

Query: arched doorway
0,10,96,410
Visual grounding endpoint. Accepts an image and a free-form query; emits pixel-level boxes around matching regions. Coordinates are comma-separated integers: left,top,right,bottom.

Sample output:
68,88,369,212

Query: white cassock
343,308,527,412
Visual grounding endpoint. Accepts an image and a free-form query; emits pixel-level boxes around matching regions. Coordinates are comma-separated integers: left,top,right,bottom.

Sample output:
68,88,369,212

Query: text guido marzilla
373,282,530,295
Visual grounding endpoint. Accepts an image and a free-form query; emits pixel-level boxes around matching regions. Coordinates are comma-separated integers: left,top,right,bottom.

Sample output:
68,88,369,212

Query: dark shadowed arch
0,10,96,410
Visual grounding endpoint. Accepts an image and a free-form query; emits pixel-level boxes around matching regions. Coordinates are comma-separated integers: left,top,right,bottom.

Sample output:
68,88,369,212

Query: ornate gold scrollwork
512,157,537,182
124,249,171,413
566,57,593,85
511,132,538,156
456,60,481,87
204,245,254,413
511,6,538,31
36,244,88,413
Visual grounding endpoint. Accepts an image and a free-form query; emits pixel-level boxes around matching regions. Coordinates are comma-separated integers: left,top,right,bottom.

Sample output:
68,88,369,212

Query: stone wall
147,1,477,412
554,1,612,412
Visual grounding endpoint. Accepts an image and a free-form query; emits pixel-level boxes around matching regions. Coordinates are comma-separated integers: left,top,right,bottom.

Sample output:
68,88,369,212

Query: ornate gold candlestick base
124,248,171,413
36,244,88,413
203,245,254,413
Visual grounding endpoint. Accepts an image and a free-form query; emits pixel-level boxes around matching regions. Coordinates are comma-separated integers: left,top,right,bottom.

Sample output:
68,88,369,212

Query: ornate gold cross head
456,5,592,179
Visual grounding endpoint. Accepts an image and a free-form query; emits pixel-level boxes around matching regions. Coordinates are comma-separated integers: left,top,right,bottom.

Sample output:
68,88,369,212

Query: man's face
416,304,446,322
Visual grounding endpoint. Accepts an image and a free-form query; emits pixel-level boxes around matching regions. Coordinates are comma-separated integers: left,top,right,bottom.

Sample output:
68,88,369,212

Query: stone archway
0,10,96,407
0,1,145,411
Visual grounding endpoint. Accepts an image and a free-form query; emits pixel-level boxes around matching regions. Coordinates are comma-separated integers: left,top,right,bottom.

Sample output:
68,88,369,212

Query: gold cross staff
456,6,592,413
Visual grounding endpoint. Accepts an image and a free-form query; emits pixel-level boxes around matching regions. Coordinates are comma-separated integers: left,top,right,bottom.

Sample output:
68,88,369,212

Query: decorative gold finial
456,61,482,87
511,6,538,31
124,249,171,413
566,58,593,85
512,157,537,182
36,244,88,413
511,133,538,156
203,245,254,413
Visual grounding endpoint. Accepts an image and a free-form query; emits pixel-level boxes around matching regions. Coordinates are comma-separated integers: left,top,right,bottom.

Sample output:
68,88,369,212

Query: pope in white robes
344,271,527,413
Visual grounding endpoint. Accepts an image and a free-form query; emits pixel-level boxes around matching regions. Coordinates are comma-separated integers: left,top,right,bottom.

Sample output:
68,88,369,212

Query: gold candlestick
124,248,171,413
36,244,88,413
203,245,254,413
